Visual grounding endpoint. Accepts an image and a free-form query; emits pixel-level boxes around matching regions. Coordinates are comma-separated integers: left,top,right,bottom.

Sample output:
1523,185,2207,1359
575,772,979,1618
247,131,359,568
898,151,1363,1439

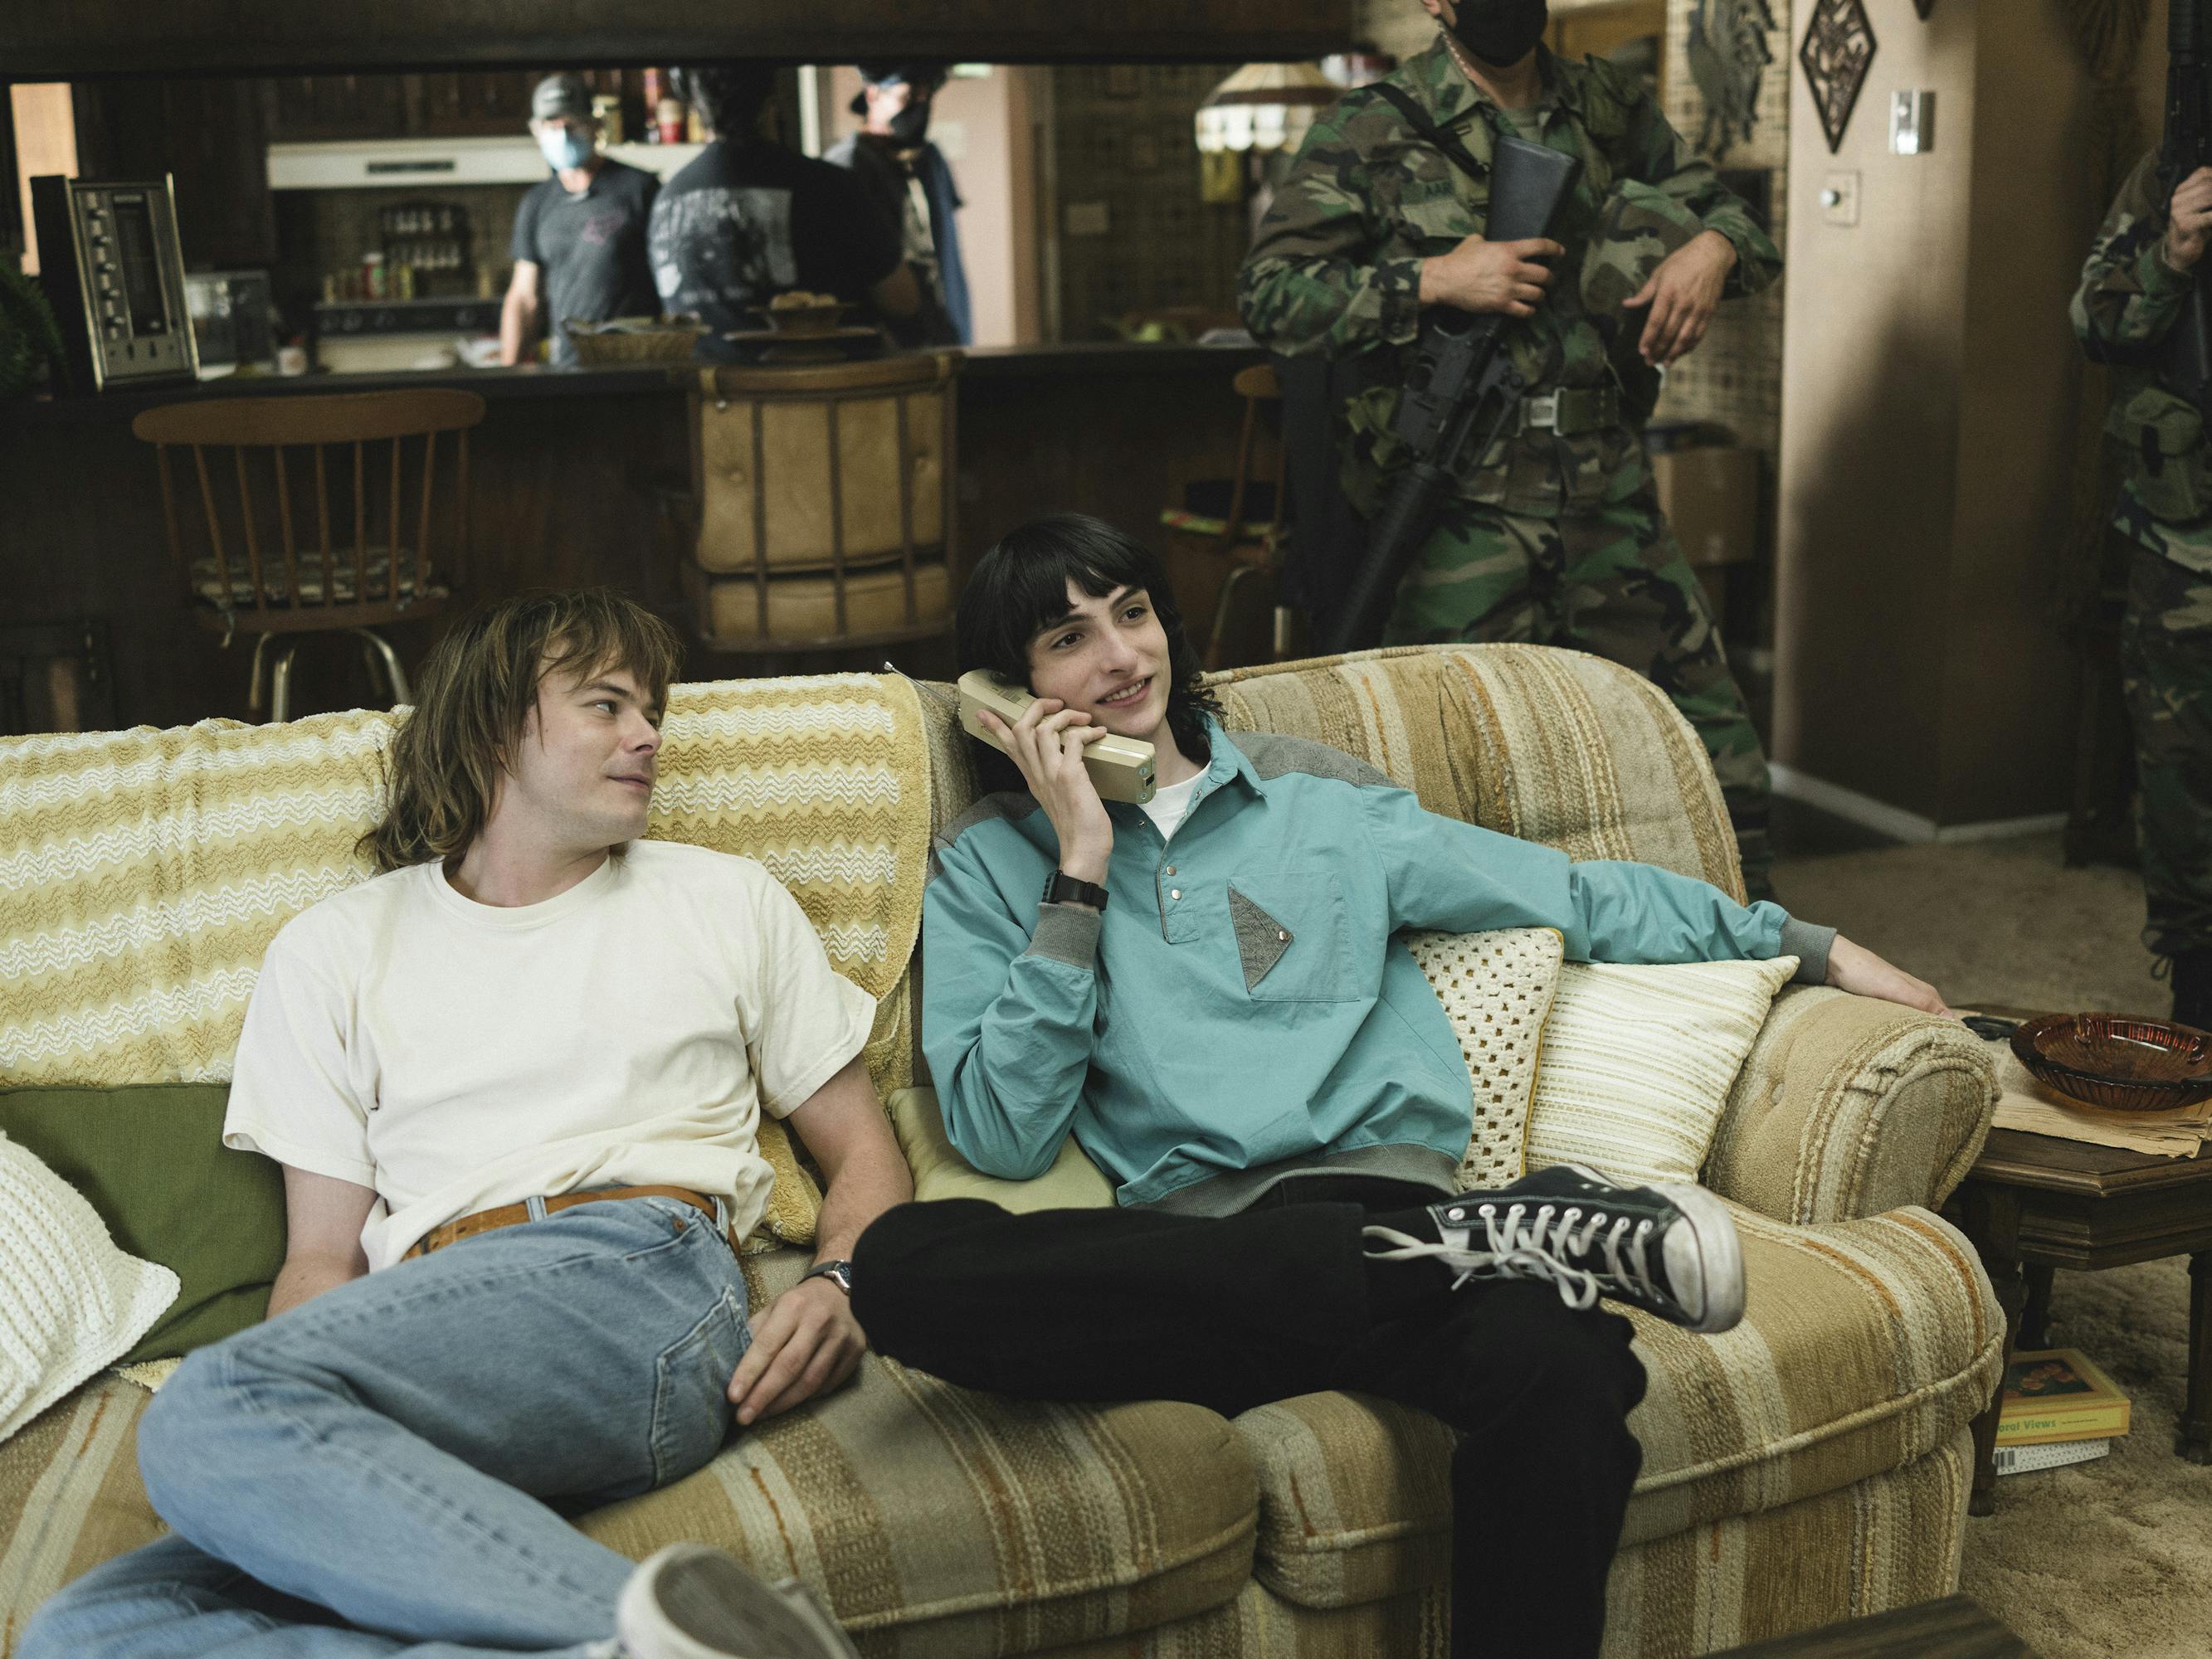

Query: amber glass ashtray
2010,1013,2212,1112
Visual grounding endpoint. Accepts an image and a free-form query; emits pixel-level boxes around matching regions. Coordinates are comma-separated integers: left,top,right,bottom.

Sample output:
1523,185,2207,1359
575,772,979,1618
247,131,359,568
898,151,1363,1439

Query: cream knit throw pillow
1523,956,1799,1188
0,1132,179,1443
1401,928,1565,1190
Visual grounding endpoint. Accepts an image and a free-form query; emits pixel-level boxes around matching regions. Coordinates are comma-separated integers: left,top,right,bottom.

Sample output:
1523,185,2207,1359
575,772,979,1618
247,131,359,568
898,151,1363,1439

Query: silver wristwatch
799,1258,854,1296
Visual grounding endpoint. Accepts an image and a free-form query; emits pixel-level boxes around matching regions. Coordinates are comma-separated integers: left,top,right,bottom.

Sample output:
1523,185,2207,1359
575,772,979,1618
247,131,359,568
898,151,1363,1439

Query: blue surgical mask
538,127,594,170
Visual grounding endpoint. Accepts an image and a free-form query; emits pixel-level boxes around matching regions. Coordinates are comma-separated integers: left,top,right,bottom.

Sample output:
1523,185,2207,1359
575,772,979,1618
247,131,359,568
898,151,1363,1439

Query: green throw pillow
888,1087,1115,1212
0,1085,285,1362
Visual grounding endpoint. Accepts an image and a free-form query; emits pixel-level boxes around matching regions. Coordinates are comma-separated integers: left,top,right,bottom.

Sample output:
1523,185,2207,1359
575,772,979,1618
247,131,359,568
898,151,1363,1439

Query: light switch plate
1819,170,1861,226
1891,90,1935,155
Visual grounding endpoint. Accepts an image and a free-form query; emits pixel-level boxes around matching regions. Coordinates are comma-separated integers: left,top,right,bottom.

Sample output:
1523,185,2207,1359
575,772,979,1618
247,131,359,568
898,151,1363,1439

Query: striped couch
0,644,2004,1657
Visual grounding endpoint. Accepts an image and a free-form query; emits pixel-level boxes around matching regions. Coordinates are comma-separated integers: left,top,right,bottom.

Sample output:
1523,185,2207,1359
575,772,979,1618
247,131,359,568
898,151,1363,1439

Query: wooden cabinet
0,93,22,260
12,1,1354,79
70,80,277,269
412,72,541,136
265,74,409,142
263,72,548,142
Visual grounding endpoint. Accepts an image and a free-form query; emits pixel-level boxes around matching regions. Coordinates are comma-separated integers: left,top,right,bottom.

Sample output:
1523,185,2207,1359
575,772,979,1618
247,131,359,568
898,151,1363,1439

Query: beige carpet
1774,834,2212,1659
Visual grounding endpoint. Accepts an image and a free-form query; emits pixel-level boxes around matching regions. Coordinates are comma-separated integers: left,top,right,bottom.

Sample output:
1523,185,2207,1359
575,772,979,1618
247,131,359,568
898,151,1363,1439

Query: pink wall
820,66,1042,348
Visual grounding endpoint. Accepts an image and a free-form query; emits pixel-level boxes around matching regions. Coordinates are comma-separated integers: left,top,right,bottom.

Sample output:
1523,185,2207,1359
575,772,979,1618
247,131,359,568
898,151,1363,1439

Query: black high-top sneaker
2171,949,2212,1034
1362,1165,1747,1335
616,1544,860,1659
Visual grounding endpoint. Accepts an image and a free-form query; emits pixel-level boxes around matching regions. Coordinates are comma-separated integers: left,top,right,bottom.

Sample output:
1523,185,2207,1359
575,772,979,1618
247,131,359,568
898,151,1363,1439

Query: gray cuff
1777,918,1836,986
1026,902,1103,970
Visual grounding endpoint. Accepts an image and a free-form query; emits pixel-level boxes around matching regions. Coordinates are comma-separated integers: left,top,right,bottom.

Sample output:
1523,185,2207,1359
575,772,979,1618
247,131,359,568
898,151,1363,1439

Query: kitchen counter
3,339,1272,728
6,342,1264,426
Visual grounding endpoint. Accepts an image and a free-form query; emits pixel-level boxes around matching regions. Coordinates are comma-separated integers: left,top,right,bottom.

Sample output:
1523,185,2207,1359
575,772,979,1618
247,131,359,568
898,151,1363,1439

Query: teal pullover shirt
923,720,1834,1214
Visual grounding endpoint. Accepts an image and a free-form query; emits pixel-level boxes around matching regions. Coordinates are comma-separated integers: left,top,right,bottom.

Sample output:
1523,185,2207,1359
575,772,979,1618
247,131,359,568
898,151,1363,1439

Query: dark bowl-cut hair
675,63,780,139
954,513,1221,794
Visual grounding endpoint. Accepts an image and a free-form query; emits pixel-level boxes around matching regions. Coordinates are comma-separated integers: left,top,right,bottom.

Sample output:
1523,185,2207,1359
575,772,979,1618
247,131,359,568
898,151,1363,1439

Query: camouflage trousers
2121,546,2212,958
1381,489,1775,899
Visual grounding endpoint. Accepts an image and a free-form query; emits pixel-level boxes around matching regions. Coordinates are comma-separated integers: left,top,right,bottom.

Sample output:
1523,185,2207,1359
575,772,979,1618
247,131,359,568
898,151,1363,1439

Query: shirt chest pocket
1225,872,1358,1001
1398,175,1486,251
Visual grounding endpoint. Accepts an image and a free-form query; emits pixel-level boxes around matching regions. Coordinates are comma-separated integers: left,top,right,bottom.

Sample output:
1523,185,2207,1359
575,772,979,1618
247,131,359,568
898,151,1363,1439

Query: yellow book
1996,1347,2132,1447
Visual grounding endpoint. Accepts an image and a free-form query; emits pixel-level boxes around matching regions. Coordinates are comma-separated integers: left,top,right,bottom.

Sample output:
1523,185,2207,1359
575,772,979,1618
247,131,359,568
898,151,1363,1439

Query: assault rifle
1323,134,1581,656
2160,0,2212,413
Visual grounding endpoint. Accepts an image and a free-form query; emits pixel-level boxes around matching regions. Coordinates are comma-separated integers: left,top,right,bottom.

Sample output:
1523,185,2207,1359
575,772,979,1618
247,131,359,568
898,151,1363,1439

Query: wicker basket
563,316,705,367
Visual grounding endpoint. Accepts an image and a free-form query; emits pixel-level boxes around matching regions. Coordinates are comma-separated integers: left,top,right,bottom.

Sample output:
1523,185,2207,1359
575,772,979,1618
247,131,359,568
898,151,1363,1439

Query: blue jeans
21,1195,752,1658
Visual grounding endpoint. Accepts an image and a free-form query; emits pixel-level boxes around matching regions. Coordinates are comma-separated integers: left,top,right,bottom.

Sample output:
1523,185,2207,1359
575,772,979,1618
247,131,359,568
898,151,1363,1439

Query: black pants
852,1179,1647,1659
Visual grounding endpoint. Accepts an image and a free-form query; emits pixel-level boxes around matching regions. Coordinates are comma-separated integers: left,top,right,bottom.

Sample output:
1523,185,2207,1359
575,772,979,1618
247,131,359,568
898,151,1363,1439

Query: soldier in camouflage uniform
1240,0,1783,897
2073,148,2212,1028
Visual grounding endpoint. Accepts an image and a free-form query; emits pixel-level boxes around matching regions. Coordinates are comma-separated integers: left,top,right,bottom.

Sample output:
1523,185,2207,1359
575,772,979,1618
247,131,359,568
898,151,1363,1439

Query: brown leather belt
402,1185,721,1261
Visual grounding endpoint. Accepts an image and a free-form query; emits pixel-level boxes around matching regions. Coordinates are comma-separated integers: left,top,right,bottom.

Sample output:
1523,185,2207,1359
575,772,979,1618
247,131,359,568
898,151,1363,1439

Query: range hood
267,138,705,190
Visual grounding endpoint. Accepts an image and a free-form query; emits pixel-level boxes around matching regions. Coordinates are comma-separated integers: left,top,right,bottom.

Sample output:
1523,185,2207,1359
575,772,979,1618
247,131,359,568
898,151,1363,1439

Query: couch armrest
1702,986,1998,1224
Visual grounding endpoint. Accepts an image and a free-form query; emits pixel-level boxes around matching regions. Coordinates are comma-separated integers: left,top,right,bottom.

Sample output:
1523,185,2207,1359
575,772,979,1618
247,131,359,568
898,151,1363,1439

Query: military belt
1518,387,1620,437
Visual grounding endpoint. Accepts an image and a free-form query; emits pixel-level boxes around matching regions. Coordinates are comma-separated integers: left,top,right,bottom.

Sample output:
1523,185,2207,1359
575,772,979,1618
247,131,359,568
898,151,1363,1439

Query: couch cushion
0,1087,283,1363
0,675,940,1251
1232,1203,2001,1610
1523,957,1796,1188
574,1248,1257,1657
1399,928,1562,1190
889,1088,1115,1212
0,1375,164,1642
2,1256,1258,1659
1204,644,1745,899
0,1139,177,1444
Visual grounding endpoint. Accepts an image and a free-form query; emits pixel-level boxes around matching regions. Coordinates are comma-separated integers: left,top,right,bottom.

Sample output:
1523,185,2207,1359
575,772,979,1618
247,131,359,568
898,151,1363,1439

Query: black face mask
1450,0,1548,68
887,101,932,145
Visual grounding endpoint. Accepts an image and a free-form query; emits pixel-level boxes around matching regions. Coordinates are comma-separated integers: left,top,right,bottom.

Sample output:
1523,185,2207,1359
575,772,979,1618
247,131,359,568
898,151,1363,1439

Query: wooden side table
1944,1127,2212,1515
1707,1593,2028,1657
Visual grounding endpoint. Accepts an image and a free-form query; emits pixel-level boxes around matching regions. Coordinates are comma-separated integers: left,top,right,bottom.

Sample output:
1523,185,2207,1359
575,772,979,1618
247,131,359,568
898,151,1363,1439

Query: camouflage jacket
2073,149,2212,572
1238,36,1781,516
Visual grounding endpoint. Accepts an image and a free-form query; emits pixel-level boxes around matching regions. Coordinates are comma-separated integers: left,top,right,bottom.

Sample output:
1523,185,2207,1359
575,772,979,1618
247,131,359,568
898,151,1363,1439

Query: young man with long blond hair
24,589,904,1659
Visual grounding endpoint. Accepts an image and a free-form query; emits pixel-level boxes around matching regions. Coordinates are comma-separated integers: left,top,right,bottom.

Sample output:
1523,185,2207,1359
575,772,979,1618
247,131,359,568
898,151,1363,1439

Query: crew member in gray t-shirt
499,74,662,368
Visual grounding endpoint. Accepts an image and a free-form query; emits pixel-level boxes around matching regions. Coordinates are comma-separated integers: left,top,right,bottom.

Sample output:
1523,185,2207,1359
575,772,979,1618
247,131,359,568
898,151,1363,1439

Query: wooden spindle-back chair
131,389,486,721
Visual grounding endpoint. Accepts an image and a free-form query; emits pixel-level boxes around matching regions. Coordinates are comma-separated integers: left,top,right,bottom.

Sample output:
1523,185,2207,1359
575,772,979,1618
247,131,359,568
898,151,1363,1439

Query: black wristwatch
1043,870,1109,912
800,1258,854,1296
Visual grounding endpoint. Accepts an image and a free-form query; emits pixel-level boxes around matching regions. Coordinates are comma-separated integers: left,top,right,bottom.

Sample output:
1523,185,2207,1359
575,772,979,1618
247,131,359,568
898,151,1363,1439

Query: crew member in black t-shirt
647,63,918,361
500,74,661,368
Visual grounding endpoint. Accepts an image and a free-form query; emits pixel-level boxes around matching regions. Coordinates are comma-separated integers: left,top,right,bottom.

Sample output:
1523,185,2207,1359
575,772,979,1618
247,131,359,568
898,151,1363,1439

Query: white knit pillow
1401,927,1565,1190
0,1132,179,1443
1523,956,1799,1187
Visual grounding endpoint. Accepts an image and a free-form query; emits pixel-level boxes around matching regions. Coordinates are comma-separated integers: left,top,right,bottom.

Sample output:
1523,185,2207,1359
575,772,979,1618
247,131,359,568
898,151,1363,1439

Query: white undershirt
1140,772,1205,842
222,839,875,1269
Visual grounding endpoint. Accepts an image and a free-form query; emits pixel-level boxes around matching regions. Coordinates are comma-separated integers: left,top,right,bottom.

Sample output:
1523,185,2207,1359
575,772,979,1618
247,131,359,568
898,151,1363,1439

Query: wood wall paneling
0,90,22,259
7,1,1355,79
69,79,277,269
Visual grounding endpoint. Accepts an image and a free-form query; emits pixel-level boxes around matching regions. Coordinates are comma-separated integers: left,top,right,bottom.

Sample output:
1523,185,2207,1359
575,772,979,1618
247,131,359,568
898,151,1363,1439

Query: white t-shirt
223,839,875,1270
1139,772,1205,842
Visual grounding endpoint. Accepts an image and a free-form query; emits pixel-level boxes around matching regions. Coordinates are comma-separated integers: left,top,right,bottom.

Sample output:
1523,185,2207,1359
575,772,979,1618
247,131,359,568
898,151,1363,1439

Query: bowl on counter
753,293,850,338
563,314,705,367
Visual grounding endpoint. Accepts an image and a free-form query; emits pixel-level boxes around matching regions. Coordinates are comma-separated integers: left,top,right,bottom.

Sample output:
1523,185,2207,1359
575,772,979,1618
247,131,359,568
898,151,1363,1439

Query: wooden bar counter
0,341,1261,730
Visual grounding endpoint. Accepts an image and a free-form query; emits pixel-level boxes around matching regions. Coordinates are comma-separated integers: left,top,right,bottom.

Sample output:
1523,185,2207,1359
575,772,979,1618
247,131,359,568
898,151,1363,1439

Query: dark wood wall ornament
1686,0,1777,162
1913,0,1937,17
1799,0,1878,155
3,0,1352,78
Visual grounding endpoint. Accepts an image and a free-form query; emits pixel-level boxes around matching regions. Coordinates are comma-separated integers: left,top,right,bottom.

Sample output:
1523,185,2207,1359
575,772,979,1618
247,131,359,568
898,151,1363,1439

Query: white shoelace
1362,1201,1662,1312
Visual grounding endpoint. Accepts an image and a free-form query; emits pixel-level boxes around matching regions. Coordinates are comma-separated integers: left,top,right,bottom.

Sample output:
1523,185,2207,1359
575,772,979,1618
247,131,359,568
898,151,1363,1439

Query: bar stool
1157,362,1289,669
671,353,960,657
132,389,485,722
